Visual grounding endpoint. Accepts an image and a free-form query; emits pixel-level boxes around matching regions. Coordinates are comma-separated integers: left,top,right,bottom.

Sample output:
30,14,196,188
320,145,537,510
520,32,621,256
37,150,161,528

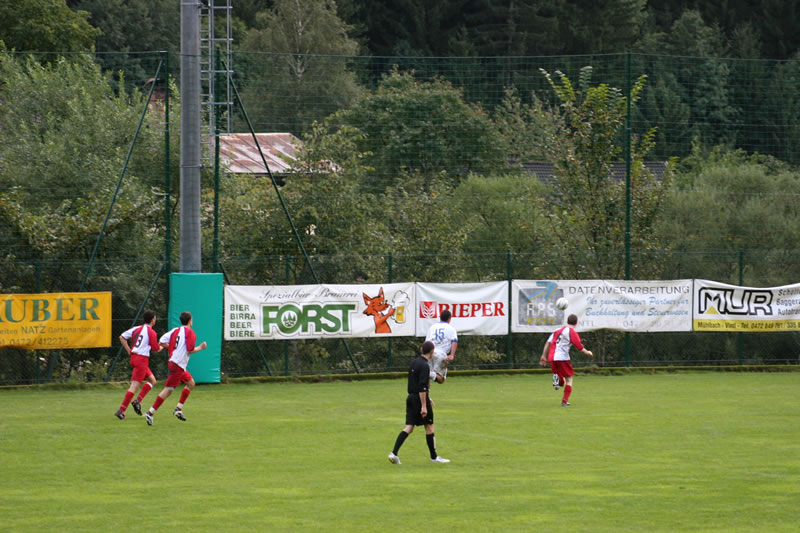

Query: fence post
164,49,172,301
506,250,512,369
212,51,221,272
387,252,393,372
284,255,291,376
738,248,744,365
624,51,633,367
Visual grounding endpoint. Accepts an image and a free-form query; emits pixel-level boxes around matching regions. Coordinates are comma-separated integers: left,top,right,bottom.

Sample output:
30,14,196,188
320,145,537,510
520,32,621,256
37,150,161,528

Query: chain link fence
2,51,800,384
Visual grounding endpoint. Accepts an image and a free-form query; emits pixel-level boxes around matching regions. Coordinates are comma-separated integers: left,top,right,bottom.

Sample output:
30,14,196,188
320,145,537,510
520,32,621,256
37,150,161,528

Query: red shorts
130,353,154,382
164,361,192,388
551,360,574,378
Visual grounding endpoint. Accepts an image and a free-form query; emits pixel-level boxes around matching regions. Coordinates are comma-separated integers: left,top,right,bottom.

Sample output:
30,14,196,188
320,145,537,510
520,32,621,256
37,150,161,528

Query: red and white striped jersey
159,326,197,370
547,326,585,361
121,324,160,357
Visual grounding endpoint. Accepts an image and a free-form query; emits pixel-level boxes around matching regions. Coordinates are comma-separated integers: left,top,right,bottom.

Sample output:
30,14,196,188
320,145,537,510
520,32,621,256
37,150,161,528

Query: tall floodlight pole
180,0,202,272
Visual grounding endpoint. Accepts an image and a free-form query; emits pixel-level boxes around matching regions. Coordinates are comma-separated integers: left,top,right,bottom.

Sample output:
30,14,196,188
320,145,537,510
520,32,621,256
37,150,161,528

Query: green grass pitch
1,372,798,532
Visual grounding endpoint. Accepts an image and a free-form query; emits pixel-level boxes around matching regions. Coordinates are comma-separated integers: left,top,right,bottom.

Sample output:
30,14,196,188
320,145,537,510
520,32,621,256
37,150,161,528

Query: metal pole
738,249,744,365
285,255,291,376
387,253,393,372
624,51,633,367
164,50,172,298
506,250,512,369
212,51,221,272
180,0,202,272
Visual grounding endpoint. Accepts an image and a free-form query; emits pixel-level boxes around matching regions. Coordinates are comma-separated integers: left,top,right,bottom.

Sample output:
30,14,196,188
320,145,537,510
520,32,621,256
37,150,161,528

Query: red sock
152,395,165,412
179,388,191,405
559,377,566,387
563,385,572,403
120,391,134,411
136,382,153,403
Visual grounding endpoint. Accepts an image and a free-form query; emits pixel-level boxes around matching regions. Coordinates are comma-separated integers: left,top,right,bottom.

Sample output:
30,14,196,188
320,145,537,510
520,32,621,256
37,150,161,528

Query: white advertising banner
512,280,693,332
225,283,415,340
415,282,508,336
693,279,800,331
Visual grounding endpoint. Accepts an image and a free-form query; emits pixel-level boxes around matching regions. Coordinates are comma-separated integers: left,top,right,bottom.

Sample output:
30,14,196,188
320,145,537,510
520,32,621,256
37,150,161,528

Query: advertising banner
511,280,692,332
415,282,508,336
0,292,112,349
693,279,800,331
225,283,415,340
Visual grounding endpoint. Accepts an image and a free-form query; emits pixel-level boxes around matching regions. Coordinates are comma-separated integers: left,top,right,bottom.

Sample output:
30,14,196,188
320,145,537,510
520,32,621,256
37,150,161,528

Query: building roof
218,133,301,174
522,161,668,183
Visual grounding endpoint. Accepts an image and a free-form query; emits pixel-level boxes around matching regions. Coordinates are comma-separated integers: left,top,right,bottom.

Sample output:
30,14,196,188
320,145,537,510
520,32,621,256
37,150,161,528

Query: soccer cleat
388,453,401,465
173,407,187,421
145,412,154,426
131,399,142,416
561,401,570,407
552,373,560,390
430,456,450,463
114,409,126,420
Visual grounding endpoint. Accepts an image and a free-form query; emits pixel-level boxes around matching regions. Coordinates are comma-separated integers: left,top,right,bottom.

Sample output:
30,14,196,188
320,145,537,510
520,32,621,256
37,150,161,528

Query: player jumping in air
424,309,458,384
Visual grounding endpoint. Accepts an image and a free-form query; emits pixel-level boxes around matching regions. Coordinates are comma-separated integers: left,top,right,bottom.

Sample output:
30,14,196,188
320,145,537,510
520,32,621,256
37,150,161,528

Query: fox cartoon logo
363,287,395,334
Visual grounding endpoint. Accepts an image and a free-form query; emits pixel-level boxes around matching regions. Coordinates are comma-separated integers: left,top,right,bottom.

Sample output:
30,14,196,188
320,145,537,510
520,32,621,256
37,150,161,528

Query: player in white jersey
425,309,458,384
144,311,207,425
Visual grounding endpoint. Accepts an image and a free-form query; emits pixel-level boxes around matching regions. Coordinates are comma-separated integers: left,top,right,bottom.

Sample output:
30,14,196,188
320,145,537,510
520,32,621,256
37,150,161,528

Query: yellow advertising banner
0,292,112,349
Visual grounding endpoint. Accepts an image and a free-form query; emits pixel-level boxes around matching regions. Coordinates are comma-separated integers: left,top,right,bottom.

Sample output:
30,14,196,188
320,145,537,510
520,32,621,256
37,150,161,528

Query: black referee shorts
405,393,434,426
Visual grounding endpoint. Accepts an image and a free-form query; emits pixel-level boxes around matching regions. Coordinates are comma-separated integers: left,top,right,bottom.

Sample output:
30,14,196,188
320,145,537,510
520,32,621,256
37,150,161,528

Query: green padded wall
168,273,223,383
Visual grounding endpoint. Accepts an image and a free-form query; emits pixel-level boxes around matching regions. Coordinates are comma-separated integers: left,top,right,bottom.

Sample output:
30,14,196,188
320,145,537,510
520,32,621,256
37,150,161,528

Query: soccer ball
556,297,569,310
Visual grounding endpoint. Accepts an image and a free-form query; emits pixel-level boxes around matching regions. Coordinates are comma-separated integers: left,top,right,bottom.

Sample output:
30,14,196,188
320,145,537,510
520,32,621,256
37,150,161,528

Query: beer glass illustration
392,290,409,324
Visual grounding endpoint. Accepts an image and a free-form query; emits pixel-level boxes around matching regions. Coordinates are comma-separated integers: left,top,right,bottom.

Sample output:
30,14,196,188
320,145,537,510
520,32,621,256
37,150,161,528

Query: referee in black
388,341,450,464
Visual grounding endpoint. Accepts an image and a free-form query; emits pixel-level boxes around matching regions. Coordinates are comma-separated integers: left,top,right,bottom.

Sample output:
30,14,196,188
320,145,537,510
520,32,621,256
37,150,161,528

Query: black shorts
405,393,434,426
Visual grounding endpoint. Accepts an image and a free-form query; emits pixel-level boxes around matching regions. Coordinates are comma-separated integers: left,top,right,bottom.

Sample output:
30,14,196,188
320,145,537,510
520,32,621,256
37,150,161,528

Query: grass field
1,372,798,532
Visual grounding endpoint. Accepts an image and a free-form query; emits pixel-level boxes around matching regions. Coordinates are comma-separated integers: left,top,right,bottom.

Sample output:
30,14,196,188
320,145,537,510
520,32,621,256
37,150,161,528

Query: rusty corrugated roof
218,133,301,174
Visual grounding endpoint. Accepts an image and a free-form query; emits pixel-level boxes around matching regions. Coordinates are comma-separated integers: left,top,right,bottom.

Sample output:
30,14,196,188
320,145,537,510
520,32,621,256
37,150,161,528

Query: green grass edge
2,364,798,391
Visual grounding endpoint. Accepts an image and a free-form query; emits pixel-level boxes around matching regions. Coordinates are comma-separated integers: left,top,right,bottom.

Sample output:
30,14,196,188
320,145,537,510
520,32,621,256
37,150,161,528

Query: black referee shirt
407,355,430,394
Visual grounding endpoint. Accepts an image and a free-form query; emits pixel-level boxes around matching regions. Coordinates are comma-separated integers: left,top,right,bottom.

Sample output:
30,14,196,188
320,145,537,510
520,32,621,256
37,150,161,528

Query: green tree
0,53,177,295
656,149,800,284
236,0,363,136
356,0,468,56
493,86,561,164
771,53,800,165
332,68,506,192
0,0,100,53
0,53,176,379
74,0,179,82
215,117,386,285
452,173,549,256
635,10,739,151
539,66,671,280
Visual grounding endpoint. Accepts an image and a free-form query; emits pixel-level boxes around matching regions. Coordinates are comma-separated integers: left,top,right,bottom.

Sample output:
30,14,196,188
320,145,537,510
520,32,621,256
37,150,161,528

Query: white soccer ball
556,297,569,310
